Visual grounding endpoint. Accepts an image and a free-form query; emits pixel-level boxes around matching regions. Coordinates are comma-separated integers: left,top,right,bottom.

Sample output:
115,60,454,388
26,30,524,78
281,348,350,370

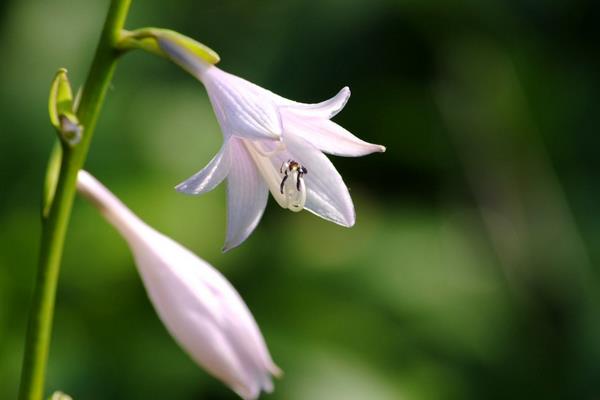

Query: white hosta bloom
76,170,280,399
159,38,386,251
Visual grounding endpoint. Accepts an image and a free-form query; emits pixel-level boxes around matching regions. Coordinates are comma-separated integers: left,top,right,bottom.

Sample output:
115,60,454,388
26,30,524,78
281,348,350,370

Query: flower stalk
18,1,132,399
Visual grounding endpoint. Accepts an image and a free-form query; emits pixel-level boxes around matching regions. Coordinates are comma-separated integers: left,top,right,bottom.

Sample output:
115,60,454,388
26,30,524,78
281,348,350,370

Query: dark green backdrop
1,0,599,399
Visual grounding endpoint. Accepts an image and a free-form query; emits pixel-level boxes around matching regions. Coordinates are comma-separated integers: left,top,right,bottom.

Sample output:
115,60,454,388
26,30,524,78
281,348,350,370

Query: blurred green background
2,0,600,399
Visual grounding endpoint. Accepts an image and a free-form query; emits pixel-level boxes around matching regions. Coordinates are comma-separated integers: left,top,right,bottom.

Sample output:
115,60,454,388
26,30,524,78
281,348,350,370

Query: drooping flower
158,38,386,251
76,170,280,399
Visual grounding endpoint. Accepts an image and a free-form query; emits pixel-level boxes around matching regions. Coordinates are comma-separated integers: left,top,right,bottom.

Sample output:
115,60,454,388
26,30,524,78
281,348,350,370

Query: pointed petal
224,138,269,251
175,140,231,195
282,110,386,157
276,87,351,119
204,68,282,141
271,134,355,226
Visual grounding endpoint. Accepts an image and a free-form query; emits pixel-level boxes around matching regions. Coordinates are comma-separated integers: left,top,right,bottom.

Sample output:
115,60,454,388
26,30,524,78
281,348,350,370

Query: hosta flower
76,170,280,399
159,38,386,251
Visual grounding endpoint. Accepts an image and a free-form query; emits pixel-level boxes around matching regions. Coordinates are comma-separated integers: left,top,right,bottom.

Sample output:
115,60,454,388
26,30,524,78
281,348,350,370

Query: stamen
243,140,308,212
279,159,307,212
279,174,288,195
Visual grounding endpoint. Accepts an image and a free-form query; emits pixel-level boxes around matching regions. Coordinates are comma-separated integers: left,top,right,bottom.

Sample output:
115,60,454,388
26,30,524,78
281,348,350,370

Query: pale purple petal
137,250,252,395
138,237,278,399
224,138,269,251
175,140,231,195
159,37,282,141
276,87,351,119
203,68,282,141
270,134,355,227
282,109,386,157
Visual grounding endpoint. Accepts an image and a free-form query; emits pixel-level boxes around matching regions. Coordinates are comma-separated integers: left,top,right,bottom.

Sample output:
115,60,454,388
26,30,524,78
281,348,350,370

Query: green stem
18,1,132,399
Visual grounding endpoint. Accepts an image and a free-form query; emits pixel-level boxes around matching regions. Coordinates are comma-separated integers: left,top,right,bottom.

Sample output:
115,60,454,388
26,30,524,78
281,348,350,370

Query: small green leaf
48,68,74,130
48,68,83,147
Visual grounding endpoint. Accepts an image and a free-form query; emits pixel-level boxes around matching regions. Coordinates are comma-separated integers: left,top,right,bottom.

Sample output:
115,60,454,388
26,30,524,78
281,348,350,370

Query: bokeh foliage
1,0,600,399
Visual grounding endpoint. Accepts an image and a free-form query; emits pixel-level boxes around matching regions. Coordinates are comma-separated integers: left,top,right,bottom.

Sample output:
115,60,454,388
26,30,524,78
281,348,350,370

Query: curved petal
282,110,386,157
270,134,355,227
204,68,282,141
224,138,269,251
175,140,231,195
276,87,351,119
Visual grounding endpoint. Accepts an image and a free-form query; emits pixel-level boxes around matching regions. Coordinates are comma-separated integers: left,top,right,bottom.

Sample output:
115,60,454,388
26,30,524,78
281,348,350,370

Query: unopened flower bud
77,170,280,399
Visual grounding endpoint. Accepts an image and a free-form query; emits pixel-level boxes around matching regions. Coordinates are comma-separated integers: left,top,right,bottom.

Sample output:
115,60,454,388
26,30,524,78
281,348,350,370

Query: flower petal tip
323,209,355,228
221,242,238,253
270,364,284,378
174,182,198,195
342,208,356,228
357,143,387,156
328,86,351,118
221,234,251,252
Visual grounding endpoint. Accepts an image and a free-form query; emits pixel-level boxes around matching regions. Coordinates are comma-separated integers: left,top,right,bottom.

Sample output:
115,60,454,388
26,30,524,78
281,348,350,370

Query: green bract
48,68,73,130
48,68,82,147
